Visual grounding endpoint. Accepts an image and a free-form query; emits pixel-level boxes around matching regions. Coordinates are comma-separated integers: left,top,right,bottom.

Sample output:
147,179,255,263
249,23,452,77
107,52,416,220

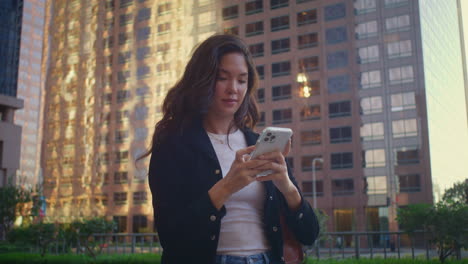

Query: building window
360,96,383,115
256,88,265,103
106,0,115,11
116,110,129,123
119,13,133,26
301,155,323,171
114,171,128,184
330,126,352,144
327,75,349,94
132,215,148,233
115,130,129,144
271,0,288,9
365,176,387,195
299,56,319,72
390,64,414,86
118,32,131,45
249,43,264,57
297,0,314,3
392,119,417,138
359,70,381,89
326,27,347,45
136,86,150,98
331,152,353,169
256,65,265,79
355,20,378,39
223,5,238,20
115,151,129,164
135,127,148,141
246,0,263,15
133,192,148,204
384,0,409,8
272,108,292,124
258,111,266,126
137,27,151,41
117,90,131,103
271,38,290,54
224,26,239,35
113,216,127,232
386,15,410,32
395,147,419,165
118,51,131,64
245,21,263,37
114,192,127,205
361,122,384,141
297,9,317,26
298,32,318,49
99,153,109,165
300,104,321,121
120,0,133,8
387,40,412,59
272,61,290,77
327,50,348,69
135,106,148,120
272,84,291,101
157,22,171,34
301,130,321,145
157,2,171,15
271,15,289,32
157,63,170,74
324,3,346,21
354,0,376,15
117,70,130,83
137,46,151,60
362,149,386,168
329,101,351,118
137,7,151,22
398,174,420,192
332,179,354,196
358,45,379,64
103,36,114,49
302,180,323,197
391,92,416,112
103,93,112,105
157,43,170,53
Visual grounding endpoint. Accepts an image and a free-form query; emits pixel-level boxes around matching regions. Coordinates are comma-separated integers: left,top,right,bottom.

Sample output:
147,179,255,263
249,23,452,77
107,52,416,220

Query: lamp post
312,157,323,210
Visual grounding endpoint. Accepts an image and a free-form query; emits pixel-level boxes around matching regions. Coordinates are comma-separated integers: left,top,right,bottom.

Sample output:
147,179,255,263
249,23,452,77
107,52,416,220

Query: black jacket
148,119,319,264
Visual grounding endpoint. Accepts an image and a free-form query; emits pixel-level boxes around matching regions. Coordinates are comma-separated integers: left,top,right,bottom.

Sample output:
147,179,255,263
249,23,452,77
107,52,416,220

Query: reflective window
391,92,416,112
354,0,376,15
135,127,148,141
302,180,323,196
398,174,420,192
158,2,171,15
328,75,350,94
246,21,264,36
249,43,264,57
300,104,321,121
389,65,414,85
272,84,291,101
271,15,289,32
246,0,263,15
386,15,410,32
271,38,290,54
224,26,239,35
324,3,346,21
329,101,351,118
118,51,131,64
326,27,347,45
137,27,151,41
359,70,381,89
365,176,387,194
272,61,290,77
299,56,319,72
355,20,378,39
256,65,265,79
297,9,317,26
327,50,348,69
395,147,419,165
330,126,352,144
358,45,379,64
298,32,318,49
331,152,353,169
362,149,386,168
119,13,133,26
137,66,151,80
301,130,321,145
137,46,151,60
272,108,292,124
360,96,383,115
222,5,238,20
135,106,148,120
271,0,288,9
332,179,354,195
301,155,323,171
361,122,384,141
157,22,171,34
392,119,417,138
137,7,151,22
384,0,409,8
387,40,412,59
256,88,265,103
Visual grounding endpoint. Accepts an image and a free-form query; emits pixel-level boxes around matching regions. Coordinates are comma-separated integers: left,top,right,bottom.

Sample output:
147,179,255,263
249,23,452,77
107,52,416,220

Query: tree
442,180,468,205
0,180,34,240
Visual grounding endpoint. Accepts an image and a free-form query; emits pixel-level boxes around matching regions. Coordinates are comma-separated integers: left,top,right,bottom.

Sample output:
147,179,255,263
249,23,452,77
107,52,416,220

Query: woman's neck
203,115,236,135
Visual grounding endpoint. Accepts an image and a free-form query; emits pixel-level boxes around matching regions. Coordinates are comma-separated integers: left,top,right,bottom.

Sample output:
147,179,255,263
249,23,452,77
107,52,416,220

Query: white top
206,129,270,256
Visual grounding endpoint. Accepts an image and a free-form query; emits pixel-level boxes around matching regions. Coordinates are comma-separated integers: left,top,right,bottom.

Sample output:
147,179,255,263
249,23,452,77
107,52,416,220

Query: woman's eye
217,77,227,81
238,80,247,84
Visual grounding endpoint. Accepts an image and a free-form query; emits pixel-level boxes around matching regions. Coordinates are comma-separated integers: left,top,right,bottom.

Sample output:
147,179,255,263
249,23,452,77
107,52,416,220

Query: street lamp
312,157,323,210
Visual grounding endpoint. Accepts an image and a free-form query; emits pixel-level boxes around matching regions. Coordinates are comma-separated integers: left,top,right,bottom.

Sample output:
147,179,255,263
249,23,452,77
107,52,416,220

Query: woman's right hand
208,145,268,210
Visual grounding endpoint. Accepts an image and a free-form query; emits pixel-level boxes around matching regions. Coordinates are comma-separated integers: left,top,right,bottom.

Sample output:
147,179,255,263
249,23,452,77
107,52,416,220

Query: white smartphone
250,127,293,177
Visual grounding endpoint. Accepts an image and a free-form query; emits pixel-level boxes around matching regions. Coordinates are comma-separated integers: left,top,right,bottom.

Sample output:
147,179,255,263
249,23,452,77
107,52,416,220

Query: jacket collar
181,118,259,162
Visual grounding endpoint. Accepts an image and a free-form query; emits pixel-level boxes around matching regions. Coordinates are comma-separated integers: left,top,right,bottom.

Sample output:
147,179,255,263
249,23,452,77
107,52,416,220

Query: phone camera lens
271,136,276,140
264,137,269,142
267,132,272,136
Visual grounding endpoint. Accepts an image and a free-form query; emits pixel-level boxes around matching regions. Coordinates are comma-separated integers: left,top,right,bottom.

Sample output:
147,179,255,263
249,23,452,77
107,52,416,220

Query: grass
0,253,467,264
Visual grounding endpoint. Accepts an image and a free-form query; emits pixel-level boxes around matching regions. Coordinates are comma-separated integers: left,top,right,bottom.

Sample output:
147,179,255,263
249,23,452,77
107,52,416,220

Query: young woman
142,34,319,264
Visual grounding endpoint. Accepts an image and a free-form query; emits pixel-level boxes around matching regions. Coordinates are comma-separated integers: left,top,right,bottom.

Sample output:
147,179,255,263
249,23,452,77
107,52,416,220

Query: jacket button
210,215,216,221
210,235,216,240
281,256,285,261
273,226,278,232
215,169,221,175
269,196,273,200
298,213,303,219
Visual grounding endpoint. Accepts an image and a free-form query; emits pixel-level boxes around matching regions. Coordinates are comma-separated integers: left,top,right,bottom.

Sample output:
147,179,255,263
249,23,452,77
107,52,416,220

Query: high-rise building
41,0,468,241
217,0,468,244
0,0,24,187
14,0,46,190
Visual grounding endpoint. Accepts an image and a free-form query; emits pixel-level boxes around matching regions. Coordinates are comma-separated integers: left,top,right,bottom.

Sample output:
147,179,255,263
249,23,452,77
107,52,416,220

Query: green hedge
0,254,467,264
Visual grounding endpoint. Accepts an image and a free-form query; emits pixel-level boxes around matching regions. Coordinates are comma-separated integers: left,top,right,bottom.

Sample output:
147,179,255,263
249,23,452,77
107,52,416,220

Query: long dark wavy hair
137,34,260,161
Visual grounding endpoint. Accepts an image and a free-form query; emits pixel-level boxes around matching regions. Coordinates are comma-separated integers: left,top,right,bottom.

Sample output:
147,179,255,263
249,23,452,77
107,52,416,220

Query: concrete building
40,0,468,241
0,0,24,187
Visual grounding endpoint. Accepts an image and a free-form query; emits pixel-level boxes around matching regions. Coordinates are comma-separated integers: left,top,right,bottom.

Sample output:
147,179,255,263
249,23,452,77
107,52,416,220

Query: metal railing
26,231,466,259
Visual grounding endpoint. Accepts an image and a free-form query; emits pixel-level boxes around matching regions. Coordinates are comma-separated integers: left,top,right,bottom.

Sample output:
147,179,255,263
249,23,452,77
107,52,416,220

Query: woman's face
209,52,249,119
